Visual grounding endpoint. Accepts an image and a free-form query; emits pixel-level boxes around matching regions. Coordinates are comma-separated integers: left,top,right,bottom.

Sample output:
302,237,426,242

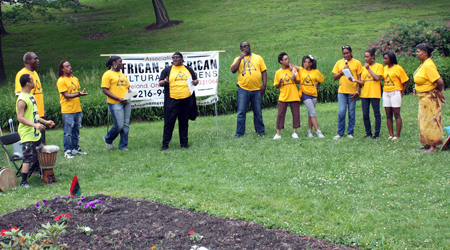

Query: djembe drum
0,168,17,192
37,145,59,184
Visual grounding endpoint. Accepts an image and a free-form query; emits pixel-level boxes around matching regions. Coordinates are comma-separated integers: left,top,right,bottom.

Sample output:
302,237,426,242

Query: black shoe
181,145,190,149
258,132,266,137
372,135,379,140
234,134,243,139
364,135,372,139
161,147,168,152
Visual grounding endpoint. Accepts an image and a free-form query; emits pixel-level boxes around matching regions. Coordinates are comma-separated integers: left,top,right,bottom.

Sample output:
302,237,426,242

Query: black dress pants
162,97,190,147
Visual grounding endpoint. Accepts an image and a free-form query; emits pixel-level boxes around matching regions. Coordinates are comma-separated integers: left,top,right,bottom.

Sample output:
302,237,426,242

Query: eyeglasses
342,45,351,49
172,56,181,59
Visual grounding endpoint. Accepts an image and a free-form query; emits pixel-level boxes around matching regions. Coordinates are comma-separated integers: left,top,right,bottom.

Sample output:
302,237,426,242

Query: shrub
369,19,448,57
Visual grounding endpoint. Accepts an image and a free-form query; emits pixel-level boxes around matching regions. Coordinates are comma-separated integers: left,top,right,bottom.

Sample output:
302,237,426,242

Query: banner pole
215,102,219,136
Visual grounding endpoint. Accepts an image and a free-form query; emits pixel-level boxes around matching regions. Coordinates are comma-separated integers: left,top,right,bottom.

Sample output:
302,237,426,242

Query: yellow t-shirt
360,63,384,98
169,65,192,99
15,68,45,117
413,58,441,93
16,93,41,143
332,58,363,94
297,68,324,97
101,70,130,104
274,68,300,102
57,76,82,113
383,64,409,92
231,53,267,91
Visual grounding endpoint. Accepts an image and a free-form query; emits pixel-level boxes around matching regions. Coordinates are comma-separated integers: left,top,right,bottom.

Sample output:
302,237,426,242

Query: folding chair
0,132,39,177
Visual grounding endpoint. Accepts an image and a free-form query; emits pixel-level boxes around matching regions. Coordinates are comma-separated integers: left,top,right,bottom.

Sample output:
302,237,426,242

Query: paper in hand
342,69,353,79
187,76,195,94
125,92,138,100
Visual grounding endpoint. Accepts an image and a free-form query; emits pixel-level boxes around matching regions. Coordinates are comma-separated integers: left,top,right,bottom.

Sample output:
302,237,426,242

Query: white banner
108,51,219,107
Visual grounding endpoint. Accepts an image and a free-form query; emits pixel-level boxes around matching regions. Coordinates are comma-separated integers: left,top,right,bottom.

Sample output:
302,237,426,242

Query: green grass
1,0,450,249
1,92,450,249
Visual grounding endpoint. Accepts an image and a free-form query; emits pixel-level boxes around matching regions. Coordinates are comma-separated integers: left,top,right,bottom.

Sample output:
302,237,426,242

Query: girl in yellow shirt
382,52,409,140
353,49,383,139
273,52,300,139
293,55,325,138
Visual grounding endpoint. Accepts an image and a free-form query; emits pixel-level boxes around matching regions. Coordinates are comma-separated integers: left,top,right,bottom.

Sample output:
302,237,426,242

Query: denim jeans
62,112,82,152
337,93,356,136
105,101,131,149
236,86,265,135
361,98,381,136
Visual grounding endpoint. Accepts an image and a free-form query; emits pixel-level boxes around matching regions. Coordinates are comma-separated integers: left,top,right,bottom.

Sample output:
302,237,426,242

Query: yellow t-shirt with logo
169,65,192,99
413,58,441,93
360,63,384,98
15,68,45,117
274,68,300,102
57,76,82,113
332,58,363,94
16,93,41,143
383,64,409,93
231,53,267,91
101,70,130,104
297,68,324,97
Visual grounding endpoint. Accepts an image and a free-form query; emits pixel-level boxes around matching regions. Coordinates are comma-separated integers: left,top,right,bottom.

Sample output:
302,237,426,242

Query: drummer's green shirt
16,92,41,142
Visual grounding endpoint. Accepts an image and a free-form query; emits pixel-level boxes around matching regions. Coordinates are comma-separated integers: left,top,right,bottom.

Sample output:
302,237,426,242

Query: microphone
345,60,348,65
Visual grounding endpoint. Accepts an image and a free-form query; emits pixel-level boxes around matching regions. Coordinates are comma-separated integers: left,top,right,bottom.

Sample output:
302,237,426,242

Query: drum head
0,168,18,192
40,145,60,154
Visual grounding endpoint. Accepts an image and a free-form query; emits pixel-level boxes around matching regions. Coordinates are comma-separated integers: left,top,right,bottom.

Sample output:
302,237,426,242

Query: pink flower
188,230,194,235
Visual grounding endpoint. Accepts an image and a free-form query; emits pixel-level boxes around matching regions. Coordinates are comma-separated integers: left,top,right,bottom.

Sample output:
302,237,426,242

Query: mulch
0,194,359,249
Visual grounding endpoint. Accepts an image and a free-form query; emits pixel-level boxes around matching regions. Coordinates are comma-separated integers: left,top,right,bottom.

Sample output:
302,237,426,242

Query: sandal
392,136,398,141
421,148,437,154
418,145,431,149
388,136,393,140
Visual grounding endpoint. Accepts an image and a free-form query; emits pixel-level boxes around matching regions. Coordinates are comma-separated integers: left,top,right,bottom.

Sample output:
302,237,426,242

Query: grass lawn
1,0,450,249
1,92,450,249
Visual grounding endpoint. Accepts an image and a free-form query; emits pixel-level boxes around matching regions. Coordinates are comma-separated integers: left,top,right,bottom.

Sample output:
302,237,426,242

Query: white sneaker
347,134,354,139
316,130,325,138
291,133,299,139
273,134,282,140
64,150,74,159
333,134,341,140
307,129,314,138
103,137,114,149
72,148,87,155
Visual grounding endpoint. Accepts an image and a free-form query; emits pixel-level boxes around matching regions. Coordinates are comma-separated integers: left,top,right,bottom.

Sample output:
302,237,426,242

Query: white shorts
383,90,402,108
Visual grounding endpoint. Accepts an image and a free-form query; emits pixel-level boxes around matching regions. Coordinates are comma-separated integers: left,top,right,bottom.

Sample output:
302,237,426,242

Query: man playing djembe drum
16,74,55,188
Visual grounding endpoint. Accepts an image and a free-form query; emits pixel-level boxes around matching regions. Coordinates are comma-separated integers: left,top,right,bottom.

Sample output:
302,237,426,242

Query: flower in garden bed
79,199,103,212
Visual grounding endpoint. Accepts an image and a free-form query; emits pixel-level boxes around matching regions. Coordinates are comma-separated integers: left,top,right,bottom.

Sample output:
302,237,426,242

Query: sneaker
72,147,87,155
181,145,190,149
291,133,299,139
273,134,281,140
161,146,168,152
19,182,30,188
234,134,243,139
316,130,325,138
333,134,341,140
64,150,74,159
258,132,266,137
372,135,379,140
347,134,354,139
103,137,114,149
307,129,314,138
119,147,129,151
364,135,372,139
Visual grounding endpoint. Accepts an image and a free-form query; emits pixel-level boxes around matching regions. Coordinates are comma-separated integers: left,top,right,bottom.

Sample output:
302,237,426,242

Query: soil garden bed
0,194,358,249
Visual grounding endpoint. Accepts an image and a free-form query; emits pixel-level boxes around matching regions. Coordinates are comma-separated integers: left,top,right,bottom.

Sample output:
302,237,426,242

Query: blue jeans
337,93,356,136
236,86,265,135
105,102,131,149
62,112,82,152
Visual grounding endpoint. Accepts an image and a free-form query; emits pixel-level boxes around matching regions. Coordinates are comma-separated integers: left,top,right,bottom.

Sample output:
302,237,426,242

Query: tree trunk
152,0,170,27
0,4,10,37
0,34,7,84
